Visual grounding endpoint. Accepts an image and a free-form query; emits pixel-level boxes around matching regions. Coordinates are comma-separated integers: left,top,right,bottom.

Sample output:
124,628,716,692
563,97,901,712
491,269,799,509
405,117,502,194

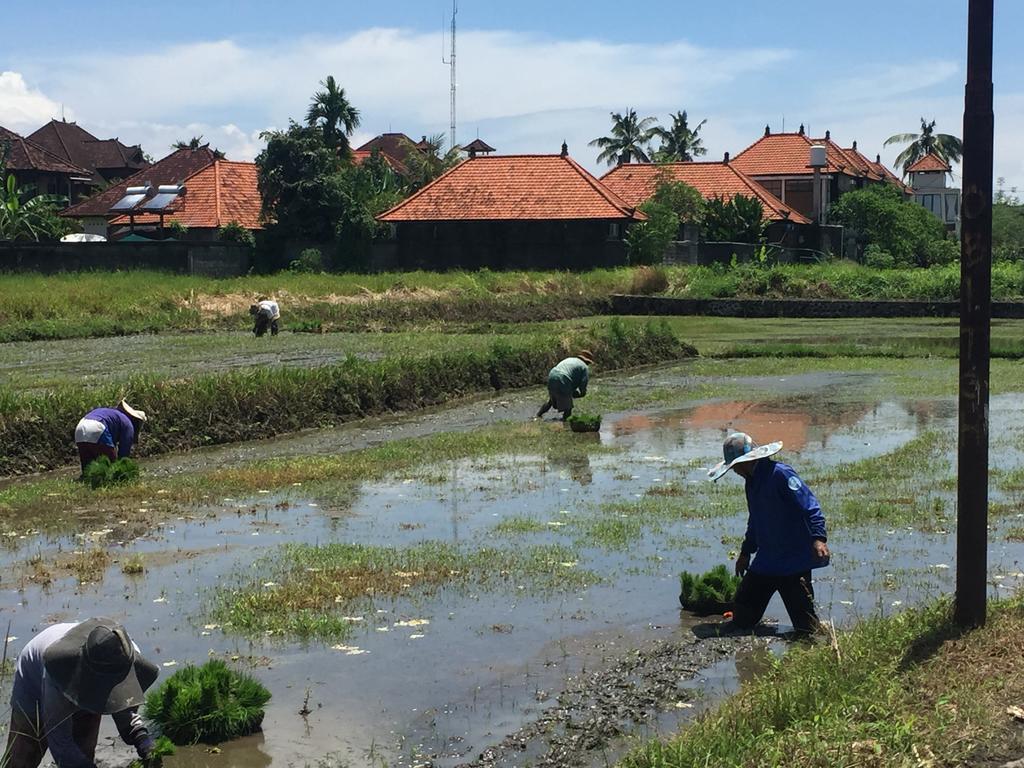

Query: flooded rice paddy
2,362,1024,768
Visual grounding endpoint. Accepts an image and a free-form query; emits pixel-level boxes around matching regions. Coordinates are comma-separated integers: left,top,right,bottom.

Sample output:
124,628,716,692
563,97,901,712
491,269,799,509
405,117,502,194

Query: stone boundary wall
610,294,1024,319
0,242,253,277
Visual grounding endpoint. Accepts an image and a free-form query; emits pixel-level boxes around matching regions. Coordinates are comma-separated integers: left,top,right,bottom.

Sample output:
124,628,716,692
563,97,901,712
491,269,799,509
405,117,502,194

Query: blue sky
2,1,1021,189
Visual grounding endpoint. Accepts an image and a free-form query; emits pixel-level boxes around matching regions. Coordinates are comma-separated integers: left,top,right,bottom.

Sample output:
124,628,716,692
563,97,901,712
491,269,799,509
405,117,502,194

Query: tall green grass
0,318,695,475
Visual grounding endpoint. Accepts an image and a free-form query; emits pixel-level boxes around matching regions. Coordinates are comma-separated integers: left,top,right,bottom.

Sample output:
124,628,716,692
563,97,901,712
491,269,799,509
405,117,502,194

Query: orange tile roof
731,132,853,177
378,155,644,222
110,160,262,230
836,143,885,181
907,153,951,173
845,145,913,193
351,148,410,177
600,161,812,224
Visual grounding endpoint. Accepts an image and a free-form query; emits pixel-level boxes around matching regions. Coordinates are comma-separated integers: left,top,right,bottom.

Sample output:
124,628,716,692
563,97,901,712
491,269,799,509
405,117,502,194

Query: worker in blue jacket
708,432,830,635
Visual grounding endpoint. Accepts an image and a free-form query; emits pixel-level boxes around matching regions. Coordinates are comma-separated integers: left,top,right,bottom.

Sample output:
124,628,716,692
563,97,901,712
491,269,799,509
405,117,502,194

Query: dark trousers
253,316,279,337
733,570,819,634
4,707,101,768
76,442,117,473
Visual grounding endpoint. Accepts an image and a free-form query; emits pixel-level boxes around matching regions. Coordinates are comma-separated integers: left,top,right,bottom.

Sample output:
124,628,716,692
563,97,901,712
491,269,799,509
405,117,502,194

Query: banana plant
0,174,69,241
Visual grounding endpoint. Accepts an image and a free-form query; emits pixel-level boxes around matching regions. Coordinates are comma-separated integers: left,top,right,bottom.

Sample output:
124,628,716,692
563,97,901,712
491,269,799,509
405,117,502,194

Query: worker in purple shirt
708,432,830,635
3,618,159,768
73,400,147,473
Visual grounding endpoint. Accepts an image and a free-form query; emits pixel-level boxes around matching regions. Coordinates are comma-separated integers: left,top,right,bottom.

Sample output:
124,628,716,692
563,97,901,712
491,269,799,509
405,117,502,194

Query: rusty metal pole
955,0,994,628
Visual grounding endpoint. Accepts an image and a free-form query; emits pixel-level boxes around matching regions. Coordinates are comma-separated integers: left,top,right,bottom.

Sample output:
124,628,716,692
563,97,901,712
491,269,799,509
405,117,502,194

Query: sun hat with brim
708,432,783,481
576,350,595,365
43,618,159,714
120,400,147,423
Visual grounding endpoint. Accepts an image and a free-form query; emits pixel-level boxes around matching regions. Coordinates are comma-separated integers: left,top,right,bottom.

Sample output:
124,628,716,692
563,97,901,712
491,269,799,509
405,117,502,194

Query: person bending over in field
708,432,830,636
249,297,280,337
74,400,147,474
536,351,593,421
3,617,160,768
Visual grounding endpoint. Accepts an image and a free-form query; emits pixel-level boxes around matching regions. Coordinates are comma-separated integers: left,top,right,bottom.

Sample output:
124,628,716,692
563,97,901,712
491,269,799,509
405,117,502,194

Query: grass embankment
620,598,1024,768
0,269,630,342
4,262,1024,343
0,318,693,476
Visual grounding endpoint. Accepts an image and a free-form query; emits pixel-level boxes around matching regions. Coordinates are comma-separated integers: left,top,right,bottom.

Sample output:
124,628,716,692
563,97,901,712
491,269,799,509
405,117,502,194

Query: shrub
144,660,271,744
566,412,602,433
678,564,741,615
168,221,189,240
702,194,767,244
217,221,255,247
863,244,895,269
81,457,140,489
630,265,669,295
626,200,678,265
830,184,946,266
290,248,324,273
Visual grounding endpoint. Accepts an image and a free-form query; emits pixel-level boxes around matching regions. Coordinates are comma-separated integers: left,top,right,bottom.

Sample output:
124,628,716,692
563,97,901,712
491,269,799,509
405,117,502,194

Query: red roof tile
907,153,951,173
351,148,410,177
0,125,92,176
27,120,148,183
835,143,885,181
109,160,262,230
731,132,852,177
378,155,643,222
63,147,220,218
600,161,812,224
356,133,424,165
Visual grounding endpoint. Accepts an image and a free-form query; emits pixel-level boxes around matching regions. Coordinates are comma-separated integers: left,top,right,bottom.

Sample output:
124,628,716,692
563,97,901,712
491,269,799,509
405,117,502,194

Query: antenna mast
442,0,457,151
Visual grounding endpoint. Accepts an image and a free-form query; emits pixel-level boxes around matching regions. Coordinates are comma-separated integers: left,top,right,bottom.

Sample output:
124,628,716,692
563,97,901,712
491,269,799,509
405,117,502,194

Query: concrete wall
0,242,253,277
610,294,1024,319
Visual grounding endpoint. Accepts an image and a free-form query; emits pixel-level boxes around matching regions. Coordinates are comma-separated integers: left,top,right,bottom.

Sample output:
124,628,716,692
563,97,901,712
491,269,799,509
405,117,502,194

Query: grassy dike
0,318,694,476
620,598,1024,768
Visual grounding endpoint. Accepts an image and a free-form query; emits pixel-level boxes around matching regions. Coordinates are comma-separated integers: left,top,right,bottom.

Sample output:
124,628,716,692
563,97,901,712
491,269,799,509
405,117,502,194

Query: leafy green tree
589,109,658,166
648,170,705,227
884,118,963,175
218,220,256,247
652,111,708,162
702,194,767,244
830,183,948,266
305,75,360,155
0,174,73,241
625,200,678,265
993,178,1024,261
399,134,462,191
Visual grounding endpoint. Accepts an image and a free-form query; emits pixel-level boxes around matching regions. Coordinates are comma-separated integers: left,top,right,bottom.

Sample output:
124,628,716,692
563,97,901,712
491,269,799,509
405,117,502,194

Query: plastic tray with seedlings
678,564,741,615
143,659,271,744
565,412,602,433
82,456,140,489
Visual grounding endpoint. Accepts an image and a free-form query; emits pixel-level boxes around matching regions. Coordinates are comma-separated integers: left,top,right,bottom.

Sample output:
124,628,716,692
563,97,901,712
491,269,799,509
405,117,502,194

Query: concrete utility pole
955,0,994,629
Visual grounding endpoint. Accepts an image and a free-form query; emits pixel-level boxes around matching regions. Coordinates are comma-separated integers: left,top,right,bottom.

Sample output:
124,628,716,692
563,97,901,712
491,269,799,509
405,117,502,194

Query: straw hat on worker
708,432,783,481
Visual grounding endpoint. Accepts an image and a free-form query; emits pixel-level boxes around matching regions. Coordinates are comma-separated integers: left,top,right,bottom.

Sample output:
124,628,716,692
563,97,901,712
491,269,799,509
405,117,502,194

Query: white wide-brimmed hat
708,432,782,481
120,400,147,422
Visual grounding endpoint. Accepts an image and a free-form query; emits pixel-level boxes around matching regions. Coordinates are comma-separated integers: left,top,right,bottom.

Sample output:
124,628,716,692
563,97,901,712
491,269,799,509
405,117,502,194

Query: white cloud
0,71,65,132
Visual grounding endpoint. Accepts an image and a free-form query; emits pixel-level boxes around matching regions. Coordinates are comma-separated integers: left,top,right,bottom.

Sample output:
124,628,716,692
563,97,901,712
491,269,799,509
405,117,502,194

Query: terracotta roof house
0,124,94,202
28,119,148,186
355,133,425,166
376,148,644,269
463,138,496,157
730,126,896,222
351,148,410,178
63,146,262,239
907,153,959,230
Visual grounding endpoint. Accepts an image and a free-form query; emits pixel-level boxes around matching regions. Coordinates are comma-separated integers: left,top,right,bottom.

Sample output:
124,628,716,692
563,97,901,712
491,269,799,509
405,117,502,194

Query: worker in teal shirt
708,432,830,635
536,351,593,421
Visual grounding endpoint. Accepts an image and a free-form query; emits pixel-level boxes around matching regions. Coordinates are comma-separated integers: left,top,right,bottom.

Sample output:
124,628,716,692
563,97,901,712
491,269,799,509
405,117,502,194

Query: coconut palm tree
589,109,658,166
652,111,708,162
884,118,963,175
399,133,462,191
305,76,361,154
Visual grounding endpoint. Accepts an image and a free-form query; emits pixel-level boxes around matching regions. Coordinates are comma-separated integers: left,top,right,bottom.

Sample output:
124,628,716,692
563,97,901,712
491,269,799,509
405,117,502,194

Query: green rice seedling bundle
678,564,741,615
144,660,271,744
82,457,140,489
566,413,602,433
127,736,175,768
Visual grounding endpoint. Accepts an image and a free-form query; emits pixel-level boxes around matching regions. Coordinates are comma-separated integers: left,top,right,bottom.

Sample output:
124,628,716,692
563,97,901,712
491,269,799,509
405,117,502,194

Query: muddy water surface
3,386,1024,768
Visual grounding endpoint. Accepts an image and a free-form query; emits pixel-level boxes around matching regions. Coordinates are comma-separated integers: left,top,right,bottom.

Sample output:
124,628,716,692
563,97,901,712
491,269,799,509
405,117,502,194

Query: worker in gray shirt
4,618,159,768
536,350,594,421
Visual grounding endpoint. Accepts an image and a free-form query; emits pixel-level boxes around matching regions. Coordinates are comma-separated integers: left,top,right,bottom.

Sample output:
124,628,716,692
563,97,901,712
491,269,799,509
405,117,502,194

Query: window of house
944,194,960,223
759,179,783,199
607,222,621,240
917,194,941,216
784,179,815,218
